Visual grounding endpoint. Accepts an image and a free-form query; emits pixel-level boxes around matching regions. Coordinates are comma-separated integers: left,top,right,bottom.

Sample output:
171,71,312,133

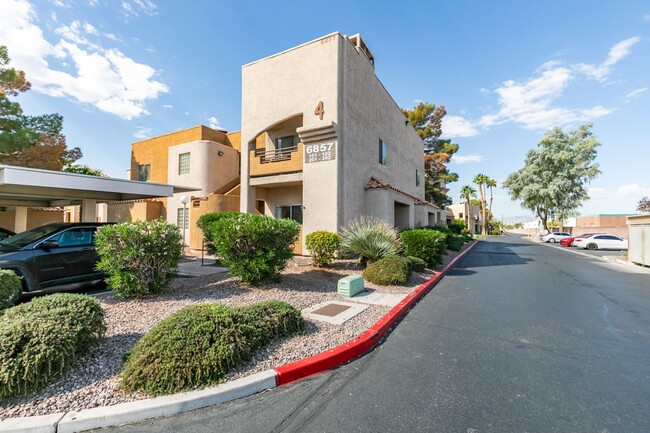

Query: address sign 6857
305,141,336,163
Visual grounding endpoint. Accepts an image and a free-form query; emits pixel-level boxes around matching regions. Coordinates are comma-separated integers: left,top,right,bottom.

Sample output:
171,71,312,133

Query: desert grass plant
339,216,402,264
363,255,412,286
0,293,105,397
95,219,182,298
0,269,22,313
207,213,300,285
121,301,304,396
400,229,447,267
305,231,340,267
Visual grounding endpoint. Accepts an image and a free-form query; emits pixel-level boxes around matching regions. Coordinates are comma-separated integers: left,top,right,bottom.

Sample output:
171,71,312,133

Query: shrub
95,220,182,298
0,294,105,397
449,219,466,235
121,301,304,396
197,212,240,256
400,229,447,267
406,256,426,272
306,231,340,267
363,255,411,286
0,269,21,313
340,216,402,264
207,213,300,285
446,233,465,252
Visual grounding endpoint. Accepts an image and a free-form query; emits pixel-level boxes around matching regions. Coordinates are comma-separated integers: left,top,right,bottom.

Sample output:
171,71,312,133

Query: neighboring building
447,203,483,234
570,214,634,239
627,214,650,267
126,32,445,254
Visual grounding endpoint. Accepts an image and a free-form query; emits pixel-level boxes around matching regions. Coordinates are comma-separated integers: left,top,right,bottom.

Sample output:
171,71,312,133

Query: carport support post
14,206,28,233
81,199,97,222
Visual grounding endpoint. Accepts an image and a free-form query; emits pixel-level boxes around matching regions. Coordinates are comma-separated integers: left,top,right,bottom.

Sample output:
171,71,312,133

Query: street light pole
180,195,189,254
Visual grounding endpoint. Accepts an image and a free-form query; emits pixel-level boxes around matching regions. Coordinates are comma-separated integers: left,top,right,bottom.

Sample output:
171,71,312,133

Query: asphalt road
104,234,650,433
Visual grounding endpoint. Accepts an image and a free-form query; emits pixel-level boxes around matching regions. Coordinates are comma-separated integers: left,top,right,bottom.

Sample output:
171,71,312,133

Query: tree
460,185,477,232
64,164,105,177
0,45,82,170
637,197,650,213
486,177,497,234
473,173,489,235
502,124,600,231
403,102,460,207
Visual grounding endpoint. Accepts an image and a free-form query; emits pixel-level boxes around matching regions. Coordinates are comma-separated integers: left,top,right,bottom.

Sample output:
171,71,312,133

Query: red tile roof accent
364,177,439,209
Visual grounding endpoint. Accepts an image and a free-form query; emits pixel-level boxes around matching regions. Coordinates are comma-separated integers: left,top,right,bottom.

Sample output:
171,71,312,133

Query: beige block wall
107,201,164,223
0,210,63,232
188,194,240,253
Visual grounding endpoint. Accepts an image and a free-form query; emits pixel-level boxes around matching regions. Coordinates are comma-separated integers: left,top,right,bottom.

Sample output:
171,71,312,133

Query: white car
577,234,628,250
541,232,572,243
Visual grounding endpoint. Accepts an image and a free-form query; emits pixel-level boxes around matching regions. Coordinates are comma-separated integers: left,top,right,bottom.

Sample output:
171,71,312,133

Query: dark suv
0,222,110,294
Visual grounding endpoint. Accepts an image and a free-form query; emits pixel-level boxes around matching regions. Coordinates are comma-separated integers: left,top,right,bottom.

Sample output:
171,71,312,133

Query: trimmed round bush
306,231,340,267
340,216,402,264
0,269,22,313
400,229,447,267
207,213,300,285
363,255,411,286
0,294,105,397
95,220,183,298
197,212,240,256
121,301,304,396
406,256,426,272
449,219,466,235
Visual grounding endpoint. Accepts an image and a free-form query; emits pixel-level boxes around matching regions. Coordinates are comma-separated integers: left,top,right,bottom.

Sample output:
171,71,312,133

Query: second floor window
138,164,150,181
276,135,297,150
178,152,190,175
379,139,387,165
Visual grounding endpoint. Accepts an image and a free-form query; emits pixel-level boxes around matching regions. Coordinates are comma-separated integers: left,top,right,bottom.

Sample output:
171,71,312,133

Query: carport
0,165,196,232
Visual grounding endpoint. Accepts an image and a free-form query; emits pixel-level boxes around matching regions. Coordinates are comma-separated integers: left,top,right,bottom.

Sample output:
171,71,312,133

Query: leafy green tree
502,124,601,231
460,185,477,232
637,197,650,213
403,102,460,207
64,164,105,176
0,45,81,170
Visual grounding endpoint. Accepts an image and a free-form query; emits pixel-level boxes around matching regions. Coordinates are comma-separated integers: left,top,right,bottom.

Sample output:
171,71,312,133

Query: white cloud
625,87,648,101
585,184,650,213
208,116,222,129
645,14,650,22
452,154,485,164
133,127,152,139
122,0,157,17
442,115,478,137
0,0,169,120
575,36,641,82
162,104,173,108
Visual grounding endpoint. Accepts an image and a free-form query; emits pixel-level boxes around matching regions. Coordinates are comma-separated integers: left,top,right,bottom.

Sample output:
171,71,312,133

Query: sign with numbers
304,141,336,163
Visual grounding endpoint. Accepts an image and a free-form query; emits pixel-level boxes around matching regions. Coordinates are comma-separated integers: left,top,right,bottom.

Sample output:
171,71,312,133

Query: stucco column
14,206,28,233
81,199,97,222
240,139,254,213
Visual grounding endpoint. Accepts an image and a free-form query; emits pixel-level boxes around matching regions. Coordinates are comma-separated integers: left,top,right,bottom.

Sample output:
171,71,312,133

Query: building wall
0,209,63,232
107,201,164,223
448,204,483,234
188,193,240,252
339,36,425,229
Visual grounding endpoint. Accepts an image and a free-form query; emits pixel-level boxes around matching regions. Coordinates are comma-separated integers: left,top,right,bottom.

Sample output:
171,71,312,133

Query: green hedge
0,294,105,397
206,213,300,285
363,255,411,286
306,231,340,267
399,229,447,267
0,269,21,313
121,301,304,396
406,256,426,272
95,220,183,298
197,212,241,256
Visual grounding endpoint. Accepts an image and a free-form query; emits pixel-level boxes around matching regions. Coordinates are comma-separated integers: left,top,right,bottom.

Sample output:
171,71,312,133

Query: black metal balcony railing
254,145,299,163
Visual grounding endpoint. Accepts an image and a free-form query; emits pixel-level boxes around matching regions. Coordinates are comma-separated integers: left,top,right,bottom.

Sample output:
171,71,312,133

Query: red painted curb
275,240,478,386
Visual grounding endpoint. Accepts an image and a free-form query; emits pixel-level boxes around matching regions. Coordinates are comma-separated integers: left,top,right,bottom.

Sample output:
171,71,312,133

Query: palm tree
460,185,477,232
473,174,489,235
486,178,497,233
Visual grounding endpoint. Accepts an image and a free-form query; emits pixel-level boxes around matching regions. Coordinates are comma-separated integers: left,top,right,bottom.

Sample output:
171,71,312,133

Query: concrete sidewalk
177,258,228,277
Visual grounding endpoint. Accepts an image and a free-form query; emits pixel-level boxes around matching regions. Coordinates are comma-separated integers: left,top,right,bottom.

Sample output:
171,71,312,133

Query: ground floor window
275,204,303,224
177,207,189,229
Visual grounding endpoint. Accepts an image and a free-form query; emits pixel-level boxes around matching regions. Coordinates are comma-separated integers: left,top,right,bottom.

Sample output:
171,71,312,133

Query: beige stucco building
126,32,444,254
447,203,483,235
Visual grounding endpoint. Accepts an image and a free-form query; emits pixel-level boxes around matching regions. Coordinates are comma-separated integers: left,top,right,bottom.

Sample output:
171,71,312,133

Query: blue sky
1,0,649,220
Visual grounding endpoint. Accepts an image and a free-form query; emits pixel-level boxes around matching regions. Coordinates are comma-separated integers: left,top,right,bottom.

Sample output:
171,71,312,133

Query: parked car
576,234,628,250
541,232,572,243
0,222,110,294
0,227,15,241
560,233,603,247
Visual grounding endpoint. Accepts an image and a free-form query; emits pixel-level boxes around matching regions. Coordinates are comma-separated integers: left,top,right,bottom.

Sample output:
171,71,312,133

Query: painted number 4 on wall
305,141,336,163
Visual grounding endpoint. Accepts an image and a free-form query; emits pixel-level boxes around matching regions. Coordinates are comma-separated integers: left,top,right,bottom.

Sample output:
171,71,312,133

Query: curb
1,241,477,433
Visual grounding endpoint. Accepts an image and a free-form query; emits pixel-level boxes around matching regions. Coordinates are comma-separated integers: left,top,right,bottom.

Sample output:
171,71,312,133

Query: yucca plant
339,216,402,264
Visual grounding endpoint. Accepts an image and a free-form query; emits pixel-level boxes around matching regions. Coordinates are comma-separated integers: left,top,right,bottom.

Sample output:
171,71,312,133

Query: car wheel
586,243,597,250
548,238,556,243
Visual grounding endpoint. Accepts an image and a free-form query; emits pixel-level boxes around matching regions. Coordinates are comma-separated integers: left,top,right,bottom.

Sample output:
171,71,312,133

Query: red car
565,233,603,247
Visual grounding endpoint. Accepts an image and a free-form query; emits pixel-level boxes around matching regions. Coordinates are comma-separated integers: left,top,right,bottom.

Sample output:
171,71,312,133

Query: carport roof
0,165,197,208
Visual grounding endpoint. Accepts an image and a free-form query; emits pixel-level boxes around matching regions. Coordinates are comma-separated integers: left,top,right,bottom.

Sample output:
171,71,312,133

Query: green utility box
337,275,364,297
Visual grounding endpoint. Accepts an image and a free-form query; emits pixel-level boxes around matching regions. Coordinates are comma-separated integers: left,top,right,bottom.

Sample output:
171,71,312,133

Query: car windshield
0,225,62,248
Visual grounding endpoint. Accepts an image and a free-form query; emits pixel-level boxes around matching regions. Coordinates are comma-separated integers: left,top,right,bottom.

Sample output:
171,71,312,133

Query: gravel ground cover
0,243,473,418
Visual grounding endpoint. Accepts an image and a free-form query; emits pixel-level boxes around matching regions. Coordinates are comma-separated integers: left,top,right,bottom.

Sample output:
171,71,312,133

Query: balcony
250,142,303,177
